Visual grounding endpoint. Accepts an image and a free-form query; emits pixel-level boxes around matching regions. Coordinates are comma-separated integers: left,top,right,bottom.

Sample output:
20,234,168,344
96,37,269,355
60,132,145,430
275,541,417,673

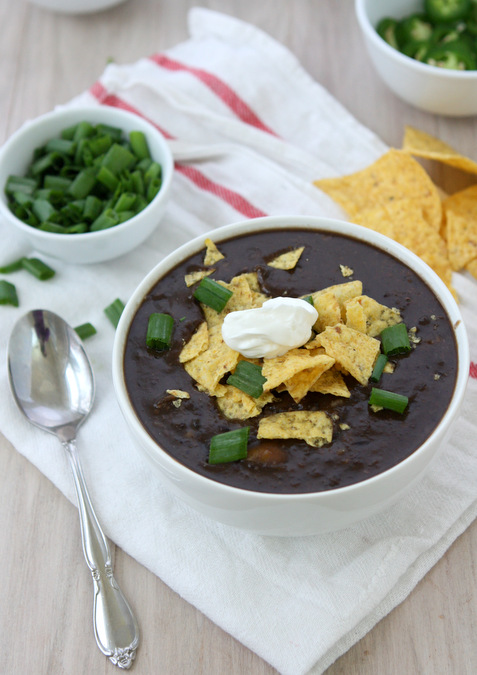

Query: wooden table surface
1,1,476,673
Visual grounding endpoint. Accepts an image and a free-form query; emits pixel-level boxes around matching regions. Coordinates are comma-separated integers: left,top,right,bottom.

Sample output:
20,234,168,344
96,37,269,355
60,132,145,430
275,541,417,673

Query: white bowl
355,0,477,116
112,215,469,536
0,106,173,264
28,0,128,13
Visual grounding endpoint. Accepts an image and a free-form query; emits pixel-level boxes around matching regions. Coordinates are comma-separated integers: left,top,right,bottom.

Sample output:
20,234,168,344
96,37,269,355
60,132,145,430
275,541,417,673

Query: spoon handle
64,439,139,670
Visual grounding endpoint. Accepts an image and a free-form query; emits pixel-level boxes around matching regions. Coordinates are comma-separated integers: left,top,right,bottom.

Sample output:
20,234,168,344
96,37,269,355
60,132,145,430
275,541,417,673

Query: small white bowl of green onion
0,106,174,264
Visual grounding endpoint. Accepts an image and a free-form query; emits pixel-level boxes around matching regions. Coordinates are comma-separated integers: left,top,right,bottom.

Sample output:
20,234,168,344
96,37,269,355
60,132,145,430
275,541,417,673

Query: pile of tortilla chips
178,239,402,448
314,126,477,299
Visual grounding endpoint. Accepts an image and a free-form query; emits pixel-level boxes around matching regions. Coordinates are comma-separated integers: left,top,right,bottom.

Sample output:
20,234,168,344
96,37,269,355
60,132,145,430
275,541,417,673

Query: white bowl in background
355,0,477,116
0,106,173,264
28,0,129,14
112,215,469,536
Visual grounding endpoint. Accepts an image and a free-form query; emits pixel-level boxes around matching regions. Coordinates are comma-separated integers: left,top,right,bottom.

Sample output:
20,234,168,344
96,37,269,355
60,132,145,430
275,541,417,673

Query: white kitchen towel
0,9,476,675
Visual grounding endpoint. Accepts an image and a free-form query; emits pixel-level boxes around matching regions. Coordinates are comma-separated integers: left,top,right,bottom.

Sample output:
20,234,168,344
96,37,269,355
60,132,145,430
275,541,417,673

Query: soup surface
124,228,458,494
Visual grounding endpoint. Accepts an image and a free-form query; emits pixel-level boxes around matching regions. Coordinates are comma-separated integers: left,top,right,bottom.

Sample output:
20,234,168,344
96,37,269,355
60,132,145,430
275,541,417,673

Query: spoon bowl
8,309,139,669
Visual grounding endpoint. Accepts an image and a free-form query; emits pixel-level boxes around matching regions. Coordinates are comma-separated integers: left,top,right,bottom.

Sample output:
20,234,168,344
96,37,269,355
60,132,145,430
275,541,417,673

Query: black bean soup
124,228,458,494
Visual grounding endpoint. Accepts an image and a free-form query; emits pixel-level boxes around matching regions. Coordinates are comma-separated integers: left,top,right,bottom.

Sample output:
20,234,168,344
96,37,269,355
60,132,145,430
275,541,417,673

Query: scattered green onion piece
193,277,233,312
114,191,137,212
0,280,19,306
21,257,55,280
32,199,58,223
101,143,136,175
129,131,151,160
39,221,65,233
208,427,250,465
44,174,72,192
146,312,174,351
68,168,96,199
0,257,26,273
227,361,267,398
83,195,103,222
5,175,37,195
369,388,409,414
74,322,97,340
90,209,119,231
104,298,125,328
31,151,64,176
45,138,75,155
303,295,314,305
96,123,123,141
147,178,162,202
380,323,411,356
65,223,88,234
87,134,112,158
370,353,388,383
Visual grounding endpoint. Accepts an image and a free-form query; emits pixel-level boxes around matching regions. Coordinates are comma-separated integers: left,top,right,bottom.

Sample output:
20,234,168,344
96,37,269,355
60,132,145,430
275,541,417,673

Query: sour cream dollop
221,296,318,359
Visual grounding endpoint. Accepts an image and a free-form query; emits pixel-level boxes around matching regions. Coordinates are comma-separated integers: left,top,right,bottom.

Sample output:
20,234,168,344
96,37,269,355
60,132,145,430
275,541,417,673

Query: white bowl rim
113,214,470,503
355,0,477,80
0,105,174,243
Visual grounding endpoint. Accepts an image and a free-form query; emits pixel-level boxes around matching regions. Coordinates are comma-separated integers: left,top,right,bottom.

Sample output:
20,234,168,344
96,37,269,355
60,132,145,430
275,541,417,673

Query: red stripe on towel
89,82,267,219
175,164,266,218
149,53,278,136
470,362,477,379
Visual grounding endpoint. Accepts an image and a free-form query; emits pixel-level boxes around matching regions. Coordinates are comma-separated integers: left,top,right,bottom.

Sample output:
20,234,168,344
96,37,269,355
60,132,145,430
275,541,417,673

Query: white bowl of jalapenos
0,106,174,264
355,0,477,116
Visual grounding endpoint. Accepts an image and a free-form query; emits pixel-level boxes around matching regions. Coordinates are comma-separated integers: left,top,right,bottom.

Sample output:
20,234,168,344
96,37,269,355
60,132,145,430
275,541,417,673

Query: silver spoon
7,309,139,670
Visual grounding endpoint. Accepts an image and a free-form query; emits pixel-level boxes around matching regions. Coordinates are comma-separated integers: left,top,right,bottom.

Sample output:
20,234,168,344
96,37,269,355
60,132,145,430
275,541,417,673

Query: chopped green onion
0,257,26,273
227,361,267,398
68,168,96,199
101,143,136,175
303,295,314,305
21,257,55,281
5,175,37,195
4,122,163,234
0,280,19,306
129,131,151,160
146,313,174,351
104,298,125,327
74,322,97,340
380,323,411,356
208,427,250,464
193,277,233,312
369,388,409,414
370,353,388,383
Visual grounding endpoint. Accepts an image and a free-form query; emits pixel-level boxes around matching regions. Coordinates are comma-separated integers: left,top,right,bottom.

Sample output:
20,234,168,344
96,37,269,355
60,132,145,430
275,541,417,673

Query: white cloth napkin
1,9,476,675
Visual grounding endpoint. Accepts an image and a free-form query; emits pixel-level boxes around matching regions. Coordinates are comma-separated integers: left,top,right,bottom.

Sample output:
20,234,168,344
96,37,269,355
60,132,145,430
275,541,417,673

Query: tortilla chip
203,238,225,266
166,389,190,399
184,268,214,287
318,323,380,385
262,348,335,392
340,264,354,278
184,323,239,394
402,126,477,175
442,185,477,271
257,411,333,447
179,321,209,363
310,368,350,398
345,295,401,337
267,246,305,270
314,149,442,232
284,355,335,403
312,290,341,332
312,281,363,324
216,385,274,420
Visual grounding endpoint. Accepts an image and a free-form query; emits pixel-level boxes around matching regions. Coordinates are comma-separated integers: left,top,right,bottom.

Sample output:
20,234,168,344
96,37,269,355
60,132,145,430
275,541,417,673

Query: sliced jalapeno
377,17,401,49
424,0,471,23
424,39,477,68
397,14,434,44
